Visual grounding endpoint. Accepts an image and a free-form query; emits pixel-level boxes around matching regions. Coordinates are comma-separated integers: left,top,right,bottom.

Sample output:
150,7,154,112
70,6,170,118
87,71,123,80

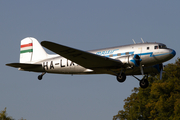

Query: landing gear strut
38,72,46,80
132,75,149,89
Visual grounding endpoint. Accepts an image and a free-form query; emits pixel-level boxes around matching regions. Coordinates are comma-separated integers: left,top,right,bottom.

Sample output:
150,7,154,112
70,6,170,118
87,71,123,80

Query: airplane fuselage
34,42,175,76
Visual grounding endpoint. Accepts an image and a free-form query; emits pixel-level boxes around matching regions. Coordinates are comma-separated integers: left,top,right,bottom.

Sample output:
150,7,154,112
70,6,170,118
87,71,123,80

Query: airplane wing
6,63,44,72
41,41,123,69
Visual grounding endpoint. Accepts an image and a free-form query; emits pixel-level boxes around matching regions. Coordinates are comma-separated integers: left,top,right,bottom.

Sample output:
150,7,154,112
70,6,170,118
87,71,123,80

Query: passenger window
147,47,149,50
154,46,158,49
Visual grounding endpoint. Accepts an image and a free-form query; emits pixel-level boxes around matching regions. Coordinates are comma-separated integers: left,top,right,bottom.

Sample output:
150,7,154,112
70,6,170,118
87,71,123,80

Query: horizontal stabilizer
6,63,44,72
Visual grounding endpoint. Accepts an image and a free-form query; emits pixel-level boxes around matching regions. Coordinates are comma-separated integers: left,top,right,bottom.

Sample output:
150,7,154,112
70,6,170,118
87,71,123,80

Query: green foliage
0,107,13,120
113,58,180,120
0,108,26,120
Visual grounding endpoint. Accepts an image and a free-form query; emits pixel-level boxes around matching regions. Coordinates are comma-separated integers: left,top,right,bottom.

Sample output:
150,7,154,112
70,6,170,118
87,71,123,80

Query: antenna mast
141,38,144,43
132,39,136,44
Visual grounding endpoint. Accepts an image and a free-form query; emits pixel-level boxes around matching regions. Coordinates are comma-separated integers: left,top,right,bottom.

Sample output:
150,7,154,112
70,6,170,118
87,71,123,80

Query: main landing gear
117,73,126,82
38,72,46,80
116,71,149,89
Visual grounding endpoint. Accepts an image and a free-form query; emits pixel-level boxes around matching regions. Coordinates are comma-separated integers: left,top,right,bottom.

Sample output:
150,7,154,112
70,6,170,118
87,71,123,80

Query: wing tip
41,41,52,46
6,63,16,66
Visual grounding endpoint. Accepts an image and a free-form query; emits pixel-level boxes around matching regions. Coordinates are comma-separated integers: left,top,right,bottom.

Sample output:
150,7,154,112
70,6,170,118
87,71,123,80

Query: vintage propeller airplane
6,37,176,88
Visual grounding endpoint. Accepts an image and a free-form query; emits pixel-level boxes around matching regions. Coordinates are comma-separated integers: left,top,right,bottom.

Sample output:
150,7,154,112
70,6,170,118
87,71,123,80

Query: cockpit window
159,45,167,49
154,46,158,49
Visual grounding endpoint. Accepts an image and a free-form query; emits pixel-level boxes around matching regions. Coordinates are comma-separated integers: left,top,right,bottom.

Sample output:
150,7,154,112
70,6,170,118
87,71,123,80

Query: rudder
20,37,48,63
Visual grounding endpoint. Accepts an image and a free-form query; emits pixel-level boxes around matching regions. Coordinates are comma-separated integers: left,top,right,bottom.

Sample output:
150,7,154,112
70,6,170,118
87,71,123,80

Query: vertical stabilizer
20,37,48,63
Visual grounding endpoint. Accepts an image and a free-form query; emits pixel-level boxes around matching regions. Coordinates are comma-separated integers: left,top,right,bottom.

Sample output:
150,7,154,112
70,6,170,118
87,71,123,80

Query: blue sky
1,1,180,120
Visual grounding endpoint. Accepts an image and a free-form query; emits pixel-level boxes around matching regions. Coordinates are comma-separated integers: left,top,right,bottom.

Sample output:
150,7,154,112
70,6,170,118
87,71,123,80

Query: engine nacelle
116,54,141,67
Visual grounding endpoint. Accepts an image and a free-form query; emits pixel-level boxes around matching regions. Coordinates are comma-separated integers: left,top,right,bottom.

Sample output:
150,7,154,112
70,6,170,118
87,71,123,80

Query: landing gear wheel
38,72,46,80
117,73,126,83
139,79,149,88
38,75,43,80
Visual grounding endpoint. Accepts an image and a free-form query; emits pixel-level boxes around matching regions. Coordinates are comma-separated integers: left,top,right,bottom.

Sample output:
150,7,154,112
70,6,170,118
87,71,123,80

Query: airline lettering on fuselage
43,62,48,70
43,59,76,70
70,61,75,66
50,61,54,69
60,59,65,68
96,49,119,55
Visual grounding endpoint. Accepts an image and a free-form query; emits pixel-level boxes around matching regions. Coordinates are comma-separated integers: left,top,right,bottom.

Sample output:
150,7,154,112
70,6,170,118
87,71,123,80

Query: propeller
130,54,144,75
160,69,163,80
133,54,142,67
159,64,163,80
133,54,143,75
140,64,144,75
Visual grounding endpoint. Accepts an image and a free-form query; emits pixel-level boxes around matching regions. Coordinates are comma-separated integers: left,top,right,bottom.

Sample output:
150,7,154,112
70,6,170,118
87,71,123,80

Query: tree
0,108,26,120
113,58,180,120
0,107,14,120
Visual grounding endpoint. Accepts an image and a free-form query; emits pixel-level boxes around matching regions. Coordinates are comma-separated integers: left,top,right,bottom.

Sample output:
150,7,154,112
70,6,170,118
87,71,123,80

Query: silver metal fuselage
36,42,176,76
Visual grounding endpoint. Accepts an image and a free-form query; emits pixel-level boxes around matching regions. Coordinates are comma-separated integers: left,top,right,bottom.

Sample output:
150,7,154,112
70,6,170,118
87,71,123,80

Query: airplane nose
171,49,176,57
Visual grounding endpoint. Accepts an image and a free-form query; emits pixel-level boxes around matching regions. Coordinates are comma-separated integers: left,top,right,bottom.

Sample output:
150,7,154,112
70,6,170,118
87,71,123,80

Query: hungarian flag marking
20,43,33,54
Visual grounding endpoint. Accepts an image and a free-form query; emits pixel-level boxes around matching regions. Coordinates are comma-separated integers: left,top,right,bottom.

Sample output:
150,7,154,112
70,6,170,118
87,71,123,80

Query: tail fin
20,37,48,63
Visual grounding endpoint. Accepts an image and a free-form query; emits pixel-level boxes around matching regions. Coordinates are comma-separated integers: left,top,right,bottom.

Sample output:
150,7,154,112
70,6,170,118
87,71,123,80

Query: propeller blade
160,69,163,80
140,64,144,75
159,64,163,80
